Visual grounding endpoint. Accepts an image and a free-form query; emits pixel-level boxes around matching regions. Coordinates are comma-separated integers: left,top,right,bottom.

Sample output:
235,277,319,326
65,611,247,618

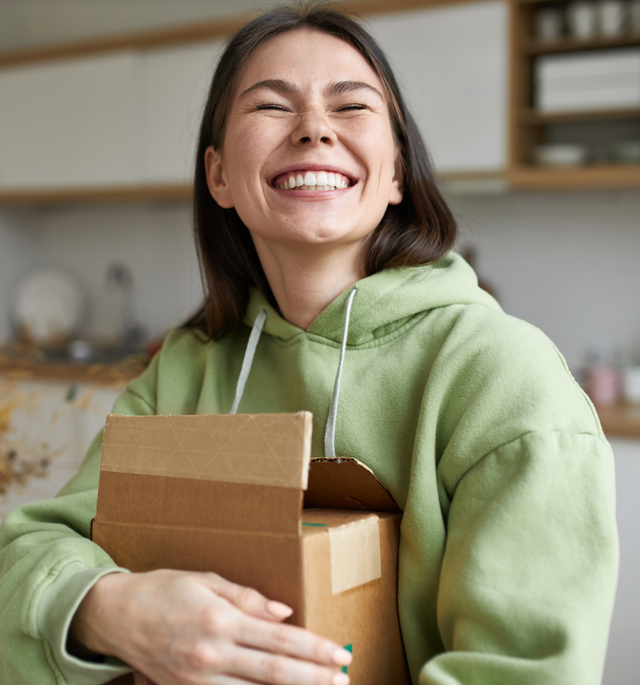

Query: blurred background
0,0,638,683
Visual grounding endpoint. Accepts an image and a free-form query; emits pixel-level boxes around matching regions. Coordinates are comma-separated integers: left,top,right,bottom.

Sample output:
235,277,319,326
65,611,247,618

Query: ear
388,155,404,206
204,146,234,209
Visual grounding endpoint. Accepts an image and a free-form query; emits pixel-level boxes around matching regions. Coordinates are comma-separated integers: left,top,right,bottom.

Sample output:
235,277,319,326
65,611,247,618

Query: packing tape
328,515,381,595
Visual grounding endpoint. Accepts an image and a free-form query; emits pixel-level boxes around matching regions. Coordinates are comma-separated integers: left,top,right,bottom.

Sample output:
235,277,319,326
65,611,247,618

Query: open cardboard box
92,412,407,684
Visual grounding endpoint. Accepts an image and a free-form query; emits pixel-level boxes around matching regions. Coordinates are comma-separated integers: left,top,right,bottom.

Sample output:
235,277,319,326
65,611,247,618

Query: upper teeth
275,170,350,190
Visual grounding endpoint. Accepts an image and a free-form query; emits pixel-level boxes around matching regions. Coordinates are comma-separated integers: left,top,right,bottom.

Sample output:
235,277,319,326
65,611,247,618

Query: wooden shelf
508,0,640,189
0,183,193,206
598,403,640,440
0,0,479,68
520,107,640,124
523,34,640,56
509,163,640,188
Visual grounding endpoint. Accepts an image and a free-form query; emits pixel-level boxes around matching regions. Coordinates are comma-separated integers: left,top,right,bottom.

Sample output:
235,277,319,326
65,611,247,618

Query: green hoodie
0,253,618,685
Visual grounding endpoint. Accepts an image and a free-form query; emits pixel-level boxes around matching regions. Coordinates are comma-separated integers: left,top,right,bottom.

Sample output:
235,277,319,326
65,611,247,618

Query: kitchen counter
597,403,640,441
0,351,147,387
1,352,639,439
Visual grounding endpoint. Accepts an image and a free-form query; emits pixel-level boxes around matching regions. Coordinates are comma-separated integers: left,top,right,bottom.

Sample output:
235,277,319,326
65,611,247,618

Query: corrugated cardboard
93,412,406,684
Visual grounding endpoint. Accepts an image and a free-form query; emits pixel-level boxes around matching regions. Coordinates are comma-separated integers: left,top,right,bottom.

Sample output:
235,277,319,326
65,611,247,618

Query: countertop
1,353,639,440
0,351,146,388
596,403,640,440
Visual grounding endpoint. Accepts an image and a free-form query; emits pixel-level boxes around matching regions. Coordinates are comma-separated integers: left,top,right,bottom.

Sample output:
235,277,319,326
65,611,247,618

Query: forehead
235,28,385,96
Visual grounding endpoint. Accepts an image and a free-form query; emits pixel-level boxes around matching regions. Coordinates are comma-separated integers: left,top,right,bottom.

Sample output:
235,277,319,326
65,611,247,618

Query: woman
0,5,618,685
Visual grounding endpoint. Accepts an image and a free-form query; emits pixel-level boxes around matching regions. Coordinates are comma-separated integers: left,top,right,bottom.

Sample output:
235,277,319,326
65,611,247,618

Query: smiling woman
0,5,618,685
188,6,455,336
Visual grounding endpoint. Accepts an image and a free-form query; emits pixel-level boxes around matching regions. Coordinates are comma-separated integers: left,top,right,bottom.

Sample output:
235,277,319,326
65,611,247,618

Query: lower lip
270,185,355,199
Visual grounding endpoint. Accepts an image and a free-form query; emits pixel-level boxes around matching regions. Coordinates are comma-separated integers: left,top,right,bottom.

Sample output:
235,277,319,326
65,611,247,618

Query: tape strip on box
328,515,381,595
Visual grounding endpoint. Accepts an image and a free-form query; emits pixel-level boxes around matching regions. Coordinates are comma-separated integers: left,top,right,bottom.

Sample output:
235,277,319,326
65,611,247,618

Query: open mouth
271,169,356,191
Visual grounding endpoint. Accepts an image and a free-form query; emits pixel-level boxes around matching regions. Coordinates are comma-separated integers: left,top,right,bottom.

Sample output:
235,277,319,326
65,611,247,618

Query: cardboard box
92,412,407,684
535,48,640,112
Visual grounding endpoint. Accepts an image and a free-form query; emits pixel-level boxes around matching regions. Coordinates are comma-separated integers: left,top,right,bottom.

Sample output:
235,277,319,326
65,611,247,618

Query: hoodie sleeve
0,361,158,685
417,314,619,685
421,431,618,685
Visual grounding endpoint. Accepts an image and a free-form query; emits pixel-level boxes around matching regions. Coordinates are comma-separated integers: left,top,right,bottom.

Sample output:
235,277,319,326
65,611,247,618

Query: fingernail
332,648,353,666
333,673,350,685
266,600,293,619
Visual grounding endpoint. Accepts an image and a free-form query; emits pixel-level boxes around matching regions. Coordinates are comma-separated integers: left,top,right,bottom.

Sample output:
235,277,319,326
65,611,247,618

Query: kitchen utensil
623,366,640,403
567,0,598,39
611,140,640,163
630,0,640,33
536,6,565,42
533,143,589,166
598,0,627,36
586,364,621,407
10,268,87,346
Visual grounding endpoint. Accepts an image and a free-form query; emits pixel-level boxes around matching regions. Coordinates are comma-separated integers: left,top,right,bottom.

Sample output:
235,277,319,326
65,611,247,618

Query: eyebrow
239,78,384,101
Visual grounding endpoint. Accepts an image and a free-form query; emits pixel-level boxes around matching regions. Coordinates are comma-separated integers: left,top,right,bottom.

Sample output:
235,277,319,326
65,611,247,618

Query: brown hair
187,3,457,339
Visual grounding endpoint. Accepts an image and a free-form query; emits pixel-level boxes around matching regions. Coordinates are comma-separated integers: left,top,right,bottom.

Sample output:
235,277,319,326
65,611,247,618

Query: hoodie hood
243,252,501,346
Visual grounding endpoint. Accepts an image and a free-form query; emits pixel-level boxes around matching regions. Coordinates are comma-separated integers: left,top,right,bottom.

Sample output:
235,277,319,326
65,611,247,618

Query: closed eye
255,103,290,111
336,103,369,111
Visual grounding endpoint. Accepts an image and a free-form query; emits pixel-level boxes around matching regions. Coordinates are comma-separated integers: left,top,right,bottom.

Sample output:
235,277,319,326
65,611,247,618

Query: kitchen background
0,0,639,683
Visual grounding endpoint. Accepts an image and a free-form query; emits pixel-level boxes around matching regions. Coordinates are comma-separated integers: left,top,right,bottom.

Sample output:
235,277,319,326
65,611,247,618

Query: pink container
586,365,621,407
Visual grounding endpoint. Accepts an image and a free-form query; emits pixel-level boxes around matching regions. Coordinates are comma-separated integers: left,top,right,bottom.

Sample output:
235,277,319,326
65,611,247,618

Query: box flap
101,412,312,489
304,458,401,513
97,412,313,536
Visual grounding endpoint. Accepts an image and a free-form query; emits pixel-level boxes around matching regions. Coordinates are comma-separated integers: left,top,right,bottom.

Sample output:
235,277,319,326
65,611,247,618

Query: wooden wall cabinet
508,0,640,188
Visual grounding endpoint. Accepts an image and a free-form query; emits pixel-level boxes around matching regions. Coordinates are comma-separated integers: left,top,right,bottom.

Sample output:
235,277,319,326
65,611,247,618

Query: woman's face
205,28,403,252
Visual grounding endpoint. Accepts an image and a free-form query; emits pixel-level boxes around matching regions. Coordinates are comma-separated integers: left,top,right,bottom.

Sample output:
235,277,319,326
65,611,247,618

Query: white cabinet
0,378,122,521
368,1,508,173
0,40,223,190
0,53,139,189
0,5,508,192
603,438,640,685
136,40,224,184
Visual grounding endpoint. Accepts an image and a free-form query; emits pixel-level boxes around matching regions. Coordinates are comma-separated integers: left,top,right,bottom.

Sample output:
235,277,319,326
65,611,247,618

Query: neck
252,237,366,330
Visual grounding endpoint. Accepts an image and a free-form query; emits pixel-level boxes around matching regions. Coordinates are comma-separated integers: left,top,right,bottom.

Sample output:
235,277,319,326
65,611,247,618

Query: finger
132,673,156,685
224,644,350,685
236,615,353,668
200,573,293,621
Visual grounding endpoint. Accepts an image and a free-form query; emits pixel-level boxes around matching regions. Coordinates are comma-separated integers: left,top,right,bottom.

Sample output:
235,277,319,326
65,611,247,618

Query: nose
291,110,337,147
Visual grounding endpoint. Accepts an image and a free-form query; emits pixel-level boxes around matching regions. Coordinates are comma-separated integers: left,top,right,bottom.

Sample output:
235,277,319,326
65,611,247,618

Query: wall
451,189,640,370
0,0,265,52
1,188,633,369
31,203,202,341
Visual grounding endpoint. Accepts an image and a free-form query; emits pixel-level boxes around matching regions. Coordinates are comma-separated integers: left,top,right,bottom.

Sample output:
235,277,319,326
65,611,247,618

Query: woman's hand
71,569,352,685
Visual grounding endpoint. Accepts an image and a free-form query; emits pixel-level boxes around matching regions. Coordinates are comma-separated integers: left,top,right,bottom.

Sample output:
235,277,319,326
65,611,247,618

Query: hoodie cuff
37,562,133,685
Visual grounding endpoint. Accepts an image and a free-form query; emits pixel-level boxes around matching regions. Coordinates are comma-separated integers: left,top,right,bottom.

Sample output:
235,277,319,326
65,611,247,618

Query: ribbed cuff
37,562,132,685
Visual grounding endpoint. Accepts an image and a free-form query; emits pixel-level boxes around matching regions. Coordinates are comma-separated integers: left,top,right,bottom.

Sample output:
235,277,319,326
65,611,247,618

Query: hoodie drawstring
324,286,357,459
230,287,357,460
229,308,267,415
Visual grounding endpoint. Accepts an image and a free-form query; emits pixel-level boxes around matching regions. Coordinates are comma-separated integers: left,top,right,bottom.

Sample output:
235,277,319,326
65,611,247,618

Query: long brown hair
187,3,457,339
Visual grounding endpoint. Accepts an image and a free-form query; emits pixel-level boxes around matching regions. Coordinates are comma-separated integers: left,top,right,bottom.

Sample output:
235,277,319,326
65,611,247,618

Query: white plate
10,268,87,345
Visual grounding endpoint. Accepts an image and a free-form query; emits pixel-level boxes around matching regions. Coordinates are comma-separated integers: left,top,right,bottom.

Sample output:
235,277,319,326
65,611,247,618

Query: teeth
275,170,351,190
